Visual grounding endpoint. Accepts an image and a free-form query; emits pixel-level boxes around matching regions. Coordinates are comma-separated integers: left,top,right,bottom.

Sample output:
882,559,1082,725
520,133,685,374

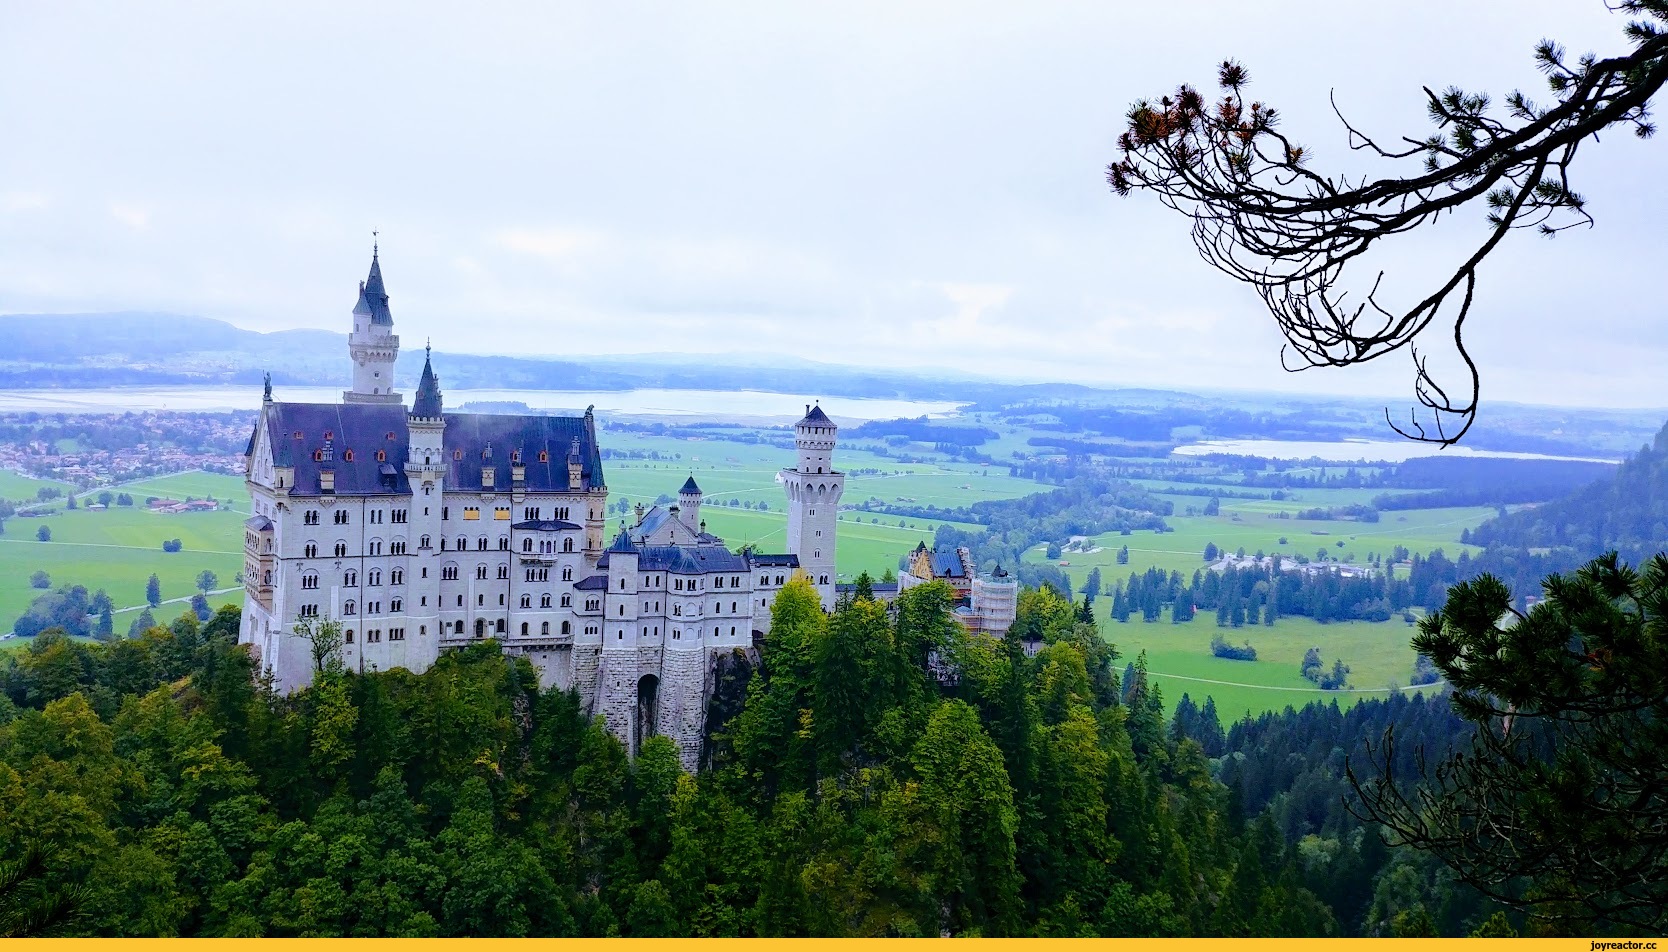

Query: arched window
562,567,573,581
475,619,485,638
376,449,386,462
520,594,531,608
343,449,354,462
560,620,571,635
563,537,574,552
495,618,506,633
344,600,357,616
541,621,550,635
541,594,552,608
344,629,354,644
522,538,533,552
520,622,529,636
538,450,549,462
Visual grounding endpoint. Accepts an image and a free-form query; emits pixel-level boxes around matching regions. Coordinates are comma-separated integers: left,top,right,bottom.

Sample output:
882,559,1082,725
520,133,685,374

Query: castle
897,541,1018,638
239,249,843,769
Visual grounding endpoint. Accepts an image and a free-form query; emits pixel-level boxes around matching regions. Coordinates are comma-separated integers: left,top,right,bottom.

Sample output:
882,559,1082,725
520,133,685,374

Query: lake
1173,438,1619,464
0,386,965,422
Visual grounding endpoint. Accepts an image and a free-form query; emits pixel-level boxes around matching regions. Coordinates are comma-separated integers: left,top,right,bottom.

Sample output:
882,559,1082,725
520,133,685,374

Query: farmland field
0,469,74,503
0,472,247,634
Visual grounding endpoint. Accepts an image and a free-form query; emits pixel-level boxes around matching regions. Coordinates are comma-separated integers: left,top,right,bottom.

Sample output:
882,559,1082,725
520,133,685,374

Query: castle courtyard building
240,250,833,769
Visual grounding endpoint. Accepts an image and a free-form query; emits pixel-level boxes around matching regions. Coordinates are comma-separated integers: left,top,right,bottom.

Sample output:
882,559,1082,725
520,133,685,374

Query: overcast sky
1,1,1662,409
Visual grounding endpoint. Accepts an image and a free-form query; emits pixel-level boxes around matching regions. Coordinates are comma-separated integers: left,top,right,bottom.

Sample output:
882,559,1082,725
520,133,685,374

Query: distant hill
0,311,1154,404
1468,420,1668,564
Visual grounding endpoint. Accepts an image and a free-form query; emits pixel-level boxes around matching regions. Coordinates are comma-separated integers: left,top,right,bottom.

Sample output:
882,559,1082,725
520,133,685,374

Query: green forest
0,574,1558,938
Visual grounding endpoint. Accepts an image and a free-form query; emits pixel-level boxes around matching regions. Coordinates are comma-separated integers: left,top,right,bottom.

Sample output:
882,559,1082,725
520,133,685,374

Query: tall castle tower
779,403,842,609
344,246,402,404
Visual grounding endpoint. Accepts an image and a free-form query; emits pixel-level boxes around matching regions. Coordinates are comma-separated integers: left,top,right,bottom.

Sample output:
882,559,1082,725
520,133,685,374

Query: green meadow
0,469,75,503
1,472,247,634
1014,491,1491,717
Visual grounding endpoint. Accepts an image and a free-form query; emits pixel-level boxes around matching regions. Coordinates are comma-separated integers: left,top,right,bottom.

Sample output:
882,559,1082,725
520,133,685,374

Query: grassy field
1011,491,1490,718
1,472,247,634
1102,611,1438,720
1031,500,1489,585
0,469,74,504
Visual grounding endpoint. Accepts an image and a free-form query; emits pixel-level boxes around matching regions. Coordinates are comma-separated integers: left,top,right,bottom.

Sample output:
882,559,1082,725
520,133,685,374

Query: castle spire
412,348,443,419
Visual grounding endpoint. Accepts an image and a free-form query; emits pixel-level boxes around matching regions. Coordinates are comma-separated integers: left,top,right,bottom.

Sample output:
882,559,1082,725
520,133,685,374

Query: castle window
386,431,396,441
560,594,571,607
494,507,510,520
390,628,404,641
419,625,426,636
305,543,318,558
477,537,488,551
476,565,488,580
442,507,449,521
520,621,529,635
563,538,574,552
442,565,458,581
343,600,356,616
562,567,573,581
496,618,505,633
497,564,509,580
390,568,404,584
344,629,354,644
420,535,430,549
376,449,386,462
304,509,319,525
391,598,402,612
313,450,323,462
301,573,318,590
454,449,463,461
334,542,348,558
294,431,303,440
538,450,549,463
463,507,479,521
561,620,572,635
511,450,521,463
499,537,509,550
343,450,354,462
542,594,553,608
334,509,349,525
344,569,358,586
456,536,466,550
541,621,550,635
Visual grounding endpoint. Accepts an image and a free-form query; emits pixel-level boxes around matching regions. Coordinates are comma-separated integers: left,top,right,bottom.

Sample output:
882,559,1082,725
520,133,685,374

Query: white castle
239,249,844,768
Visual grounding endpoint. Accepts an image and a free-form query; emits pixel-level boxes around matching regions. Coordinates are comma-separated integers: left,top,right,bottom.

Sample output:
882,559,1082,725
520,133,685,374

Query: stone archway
636,674,660,756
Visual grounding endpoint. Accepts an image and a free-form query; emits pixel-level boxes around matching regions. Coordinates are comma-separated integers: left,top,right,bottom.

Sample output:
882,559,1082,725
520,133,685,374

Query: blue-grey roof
412,354,442,418
606,527,639,555
932,547,969,578
575,574,609,590
680,475,701,494
747,553,800,567
511,519,582,532
244,514,273,531
353,252,394,325
257,401,602,497
601,543,750,574
798,403,833,426
836,581,899,594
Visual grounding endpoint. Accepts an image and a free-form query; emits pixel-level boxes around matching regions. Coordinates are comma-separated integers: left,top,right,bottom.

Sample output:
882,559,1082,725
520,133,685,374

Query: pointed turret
358,247,394,325
606,525,639,555
345,243,402,404
678,474,702,527
411,346,443,419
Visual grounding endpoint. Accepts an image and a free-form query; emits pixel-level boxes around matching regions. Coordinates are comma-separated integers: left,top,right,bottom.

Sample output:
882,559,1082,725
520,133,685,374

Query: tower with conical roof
778,402,843,609
403,343,448,672
344,245,402,404
678,475,702,528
